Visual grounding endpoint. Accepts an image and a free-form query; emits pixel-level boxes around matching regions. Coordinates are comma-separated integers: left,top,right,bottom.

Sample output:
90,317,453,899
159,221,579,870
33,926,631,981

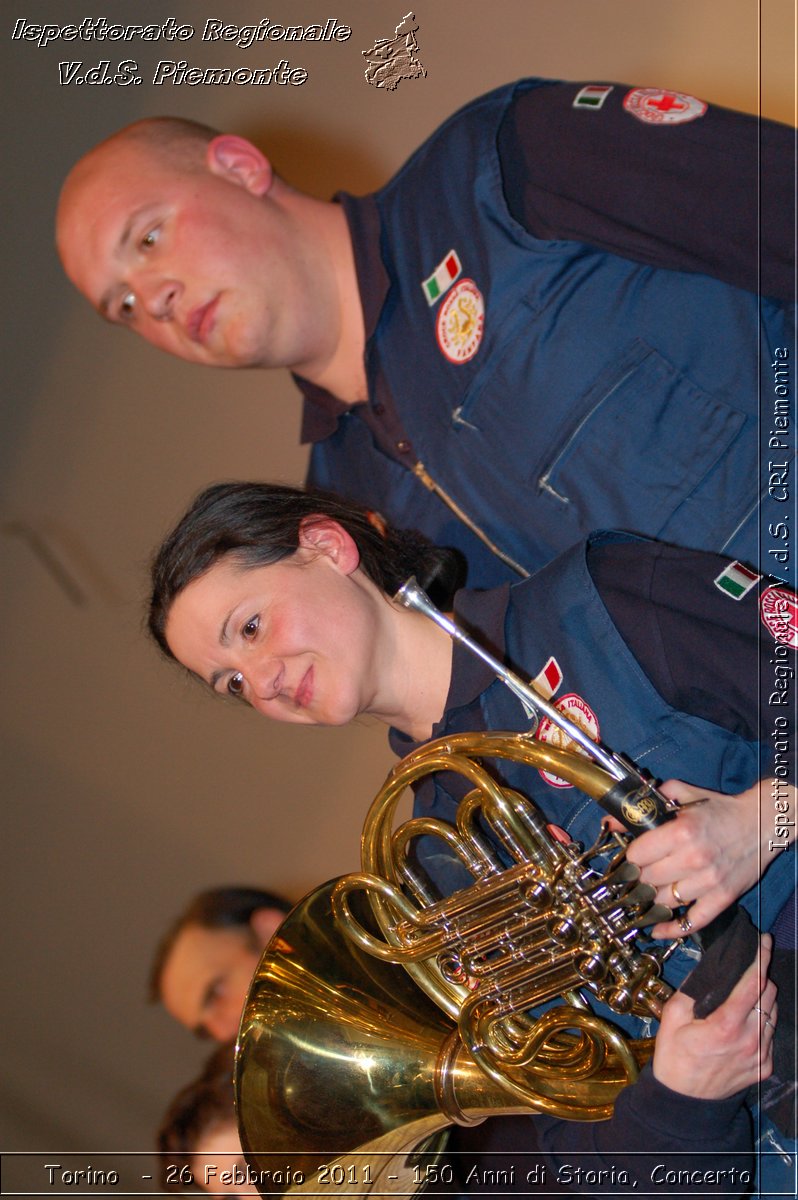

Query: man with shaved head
57,116,364,391
57,81,795,588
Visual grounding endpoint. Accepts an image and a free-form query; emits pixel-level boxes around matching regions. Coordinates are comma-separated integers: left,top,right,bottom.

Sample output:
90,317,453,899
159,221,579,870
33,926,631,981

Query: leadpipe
395,577,677,830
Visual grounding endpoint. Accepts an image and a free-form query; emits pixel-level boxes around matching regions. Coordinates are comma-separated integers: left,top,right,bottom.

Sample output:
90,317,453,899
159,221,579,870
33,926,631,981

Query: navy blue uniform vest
406,532,795,1031
309,81,793,588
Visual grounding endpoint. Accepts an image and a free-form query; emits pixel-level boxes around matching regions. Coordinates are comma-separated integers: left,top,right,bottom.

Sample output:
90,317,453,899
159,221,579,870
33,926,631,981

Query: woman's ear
297,517,361,574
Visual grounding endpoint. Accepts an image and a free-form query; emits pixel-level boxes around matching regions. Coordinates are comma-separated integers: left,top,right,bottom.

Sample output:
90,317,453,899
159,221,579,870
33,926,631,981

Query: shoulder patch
573,85,614,110
623,87,707,125
714,561,761,600
760,585,798,650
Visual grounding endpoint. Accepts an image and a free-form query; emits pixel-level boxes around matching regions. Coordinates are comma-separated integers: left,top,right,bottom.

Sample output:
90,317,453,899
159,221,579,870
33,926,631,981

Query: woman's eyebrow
206,608,237,688
219,607,235,648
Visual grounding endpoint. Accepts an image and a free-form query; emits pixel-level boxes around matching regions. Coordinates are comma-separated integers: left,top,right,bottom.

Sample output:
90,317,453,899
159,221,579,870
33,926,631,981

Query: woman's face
164,521,384,727
193,1119,259,1196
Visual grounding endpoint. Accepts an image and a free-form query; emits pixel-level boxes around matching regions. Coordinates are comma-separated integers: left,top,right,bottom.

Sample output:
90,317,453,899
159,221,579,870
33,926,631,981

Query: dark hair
156,1042,237,1192
148,886,292,1004
148,482,466,659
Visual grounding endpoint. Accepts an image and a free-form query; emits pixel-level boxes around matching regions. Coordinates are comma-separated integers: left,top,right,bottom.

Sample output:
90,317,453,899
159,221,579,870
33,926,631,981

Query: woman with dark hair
149,482,795,1193
149,482,466,662
157,1043,257,1196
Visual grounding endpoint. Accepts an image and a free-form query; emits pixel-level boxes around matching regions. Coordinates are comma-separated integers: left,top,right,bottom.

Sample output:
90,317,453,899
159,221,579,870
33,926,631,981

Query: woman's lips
294,667,314,709
188,295,219,344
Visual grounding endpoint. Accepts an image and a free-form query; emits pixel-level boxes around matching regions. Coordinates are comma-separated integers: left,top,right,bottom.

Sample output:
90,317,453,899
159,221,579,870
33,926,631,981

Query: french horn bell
235,733,675,1197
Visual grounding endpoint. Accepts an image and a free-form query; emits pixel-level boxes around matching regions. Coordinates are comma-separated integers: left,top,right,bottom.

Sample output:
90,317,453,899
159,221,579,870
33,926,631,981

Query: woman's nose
250,658,284,701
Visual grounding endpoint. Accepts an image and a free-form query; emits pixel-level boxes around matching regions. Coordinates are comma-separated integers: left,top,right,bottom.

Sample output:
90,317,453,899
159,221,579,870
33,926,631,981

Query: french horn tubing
235,586,680,1195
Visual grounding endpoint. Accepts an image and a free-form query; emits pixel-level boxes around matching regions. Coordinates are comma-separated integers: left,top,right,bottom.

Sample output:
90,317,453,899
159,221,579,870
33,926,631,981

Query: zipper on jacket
760,1126,792,1165
413,460,530,579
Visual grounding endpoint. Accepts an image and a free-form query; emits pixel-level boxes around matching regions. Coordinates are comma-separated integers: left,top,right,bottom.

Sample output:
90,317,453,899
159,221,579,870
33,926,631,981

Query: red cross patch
623,87,707,125
760,586,798,650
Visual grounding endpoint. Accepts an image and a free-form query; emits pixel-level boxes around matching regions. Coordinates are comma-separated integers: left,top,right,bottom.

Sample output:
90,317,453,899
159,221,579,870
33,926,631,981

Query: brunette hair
156,1042,237,1192
148,483,466,659
148,886,291,1004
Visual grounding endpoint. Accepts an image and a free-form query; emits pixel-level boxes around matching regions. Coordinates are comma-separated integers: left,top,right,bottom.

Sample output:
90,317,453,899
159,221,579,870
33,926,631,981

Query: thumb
660,986,698,1032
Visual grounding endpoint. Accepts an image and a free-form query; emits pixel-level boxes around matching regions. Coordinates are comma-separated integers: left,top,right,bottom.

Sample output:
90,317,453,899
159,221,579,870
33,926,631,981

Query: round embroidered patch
536,693,600,788
623,87,707,125
760,585,798,650
435,278,484,363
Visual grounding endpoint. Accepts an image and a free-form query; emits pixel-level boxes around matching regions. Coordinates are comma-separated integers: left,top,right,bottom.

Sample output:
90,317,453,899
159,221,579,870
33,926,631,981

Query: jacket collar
298,192,387,443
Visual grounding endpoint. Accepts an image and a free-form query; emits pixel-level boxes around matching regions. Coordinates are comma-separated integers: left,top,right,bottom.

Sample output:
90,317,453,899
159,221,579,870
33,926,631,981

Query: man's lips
294,667,314,710
187,295,219,344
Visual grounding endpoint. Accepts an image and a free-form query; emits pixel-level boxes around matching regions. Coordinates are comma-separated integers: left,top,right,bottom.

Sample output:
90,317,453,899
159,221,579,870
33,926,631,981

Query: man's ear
206,135,274,197
249,907,285,948
298,517,361,575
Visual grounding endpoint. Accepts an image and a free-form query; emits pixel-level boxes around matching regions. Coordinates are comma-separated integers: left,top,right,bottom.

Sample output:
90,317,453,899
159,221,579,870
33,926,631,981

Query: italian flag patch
573,85,614,109
531,656,563,700
422,249,462,305
714,561,761,600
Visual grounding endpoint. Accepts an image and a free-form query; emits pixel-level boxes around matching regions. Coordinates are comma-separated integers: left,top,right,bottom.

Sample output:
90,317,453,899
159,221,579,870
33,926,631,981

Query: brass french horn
235,737,675,1196
235,583,678,1196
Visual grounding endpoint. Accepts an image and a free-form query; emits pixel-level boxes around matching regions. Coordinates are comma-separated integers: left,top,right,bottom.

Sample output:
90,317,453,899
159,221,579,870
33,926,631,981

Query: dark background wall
1,0,793,1187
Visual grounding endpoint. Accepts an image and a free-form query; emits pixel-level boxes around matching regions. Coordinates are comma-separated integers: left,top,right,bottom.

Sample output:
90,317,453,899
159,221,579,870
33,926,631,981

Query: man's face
159,924,266,1042
56,136,313,370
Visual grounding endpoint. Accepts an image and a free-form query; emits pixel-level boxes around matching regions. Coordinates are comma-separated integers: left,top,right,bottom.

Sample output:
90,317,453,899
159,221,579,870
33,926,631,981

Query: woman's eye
227,672,245,697
141,227,159,249
119,291,136,320
242,616,259,640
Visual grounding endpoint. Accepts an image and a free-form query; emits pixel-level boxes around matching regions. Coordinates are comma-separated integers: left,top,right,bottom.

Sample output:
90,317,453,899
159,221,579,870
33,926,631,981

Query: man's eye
119,291,136,320
227,672,245,697
141,227,159,249
242,616,259,640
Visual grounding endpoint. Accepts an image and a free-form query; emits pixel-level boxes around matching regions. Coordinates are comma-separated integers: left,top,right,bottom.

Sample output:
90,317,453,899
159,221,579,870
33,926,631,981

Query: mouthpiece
395,575,435,617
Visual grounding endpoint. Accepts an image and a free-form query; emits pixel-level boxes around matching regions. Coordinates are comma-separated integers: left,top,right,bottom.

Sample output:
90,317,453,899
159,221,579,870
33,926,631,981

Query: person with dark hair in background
56,80,795,589
150,886,292,1041
145,480,795,1195
157,1041,257,1196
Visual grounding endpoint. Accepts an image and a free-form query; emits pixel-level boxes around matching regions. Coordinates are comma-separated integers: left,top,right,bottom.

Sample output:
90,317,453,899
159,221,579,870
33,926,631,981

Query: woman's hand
652,934,777,1099
624,778,795,938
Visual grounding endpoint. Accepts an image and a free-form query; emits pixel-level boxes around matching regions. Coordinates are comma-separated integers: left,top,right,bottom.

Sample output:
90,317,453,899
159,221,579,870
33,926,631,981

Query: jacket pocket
536,339,750,535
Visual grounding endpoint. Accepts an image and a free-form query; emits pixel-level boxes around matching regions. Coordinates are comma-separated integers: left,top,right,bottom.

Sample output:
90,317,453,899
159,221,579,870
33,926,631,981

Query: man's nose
141,278,182,321
206,1006,240,1043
